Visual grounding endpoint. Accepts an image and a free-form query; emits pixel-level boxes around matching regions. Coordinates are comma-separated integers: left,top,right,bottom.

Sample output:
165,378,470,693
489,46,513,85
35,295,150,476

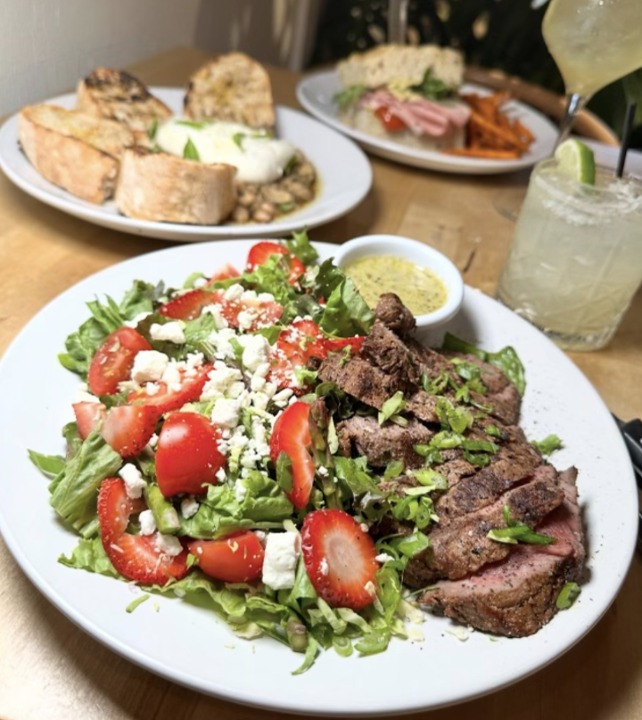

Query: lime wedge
554,139,596,184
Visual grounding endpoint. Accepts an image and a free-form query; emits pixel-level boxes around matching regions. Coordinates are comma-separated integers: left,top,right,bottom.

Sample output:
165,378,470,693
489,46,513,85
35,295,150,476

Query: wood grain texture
0,46,641,720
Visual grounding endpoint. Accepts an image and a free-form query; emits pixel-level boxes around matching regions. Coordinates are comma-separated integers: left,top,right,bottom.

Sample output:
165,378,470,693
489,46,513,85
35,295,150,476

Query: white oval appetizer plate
0,89,372,242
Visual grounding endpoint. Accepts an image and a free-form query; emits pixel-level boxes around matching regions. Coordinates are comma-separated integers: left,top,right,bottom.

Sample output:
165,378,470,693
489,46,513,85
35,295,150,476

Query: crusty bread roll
114,147,237,225
184,53,275,130
337,44,465,90
18,104,134,204
76,68,172,145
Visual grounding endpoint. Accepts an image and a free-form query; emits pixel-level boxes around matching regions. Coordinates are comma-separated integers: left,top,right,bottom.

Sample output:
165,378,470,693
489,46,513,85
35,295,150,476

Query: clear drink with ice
497,159,642,351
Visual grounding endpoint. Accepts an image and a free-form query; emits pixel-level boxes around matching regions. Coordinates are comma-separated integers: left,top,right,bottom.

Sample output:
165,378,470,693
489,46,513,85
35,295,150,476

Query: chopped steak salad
30,233,584,673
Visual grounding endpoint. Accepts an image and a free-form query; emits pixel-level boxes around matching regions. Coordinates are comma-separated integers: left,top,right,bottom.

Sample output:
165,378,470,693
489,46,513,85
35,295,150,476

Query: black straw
616,102,636,178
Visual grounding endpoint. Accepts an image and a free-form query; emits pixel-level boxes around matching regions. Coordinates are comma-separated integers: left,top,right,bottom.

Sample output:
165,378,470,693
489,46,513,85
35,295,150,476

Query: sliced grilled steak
441,351,522,425
337,414,433,469
419,466,584,636
317,353,406,409
403,466,564,587
434,436,543,522
374,292,416,336
418,549,576,636
405,389,440,423
361,321,423,386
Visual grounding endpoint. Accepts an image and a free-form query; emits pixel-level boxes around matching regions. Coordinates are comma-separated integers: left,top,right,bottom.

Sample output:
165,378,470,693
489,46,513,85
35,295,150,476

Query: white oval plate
0,90,372,241
296,70,558,175
0,239,636,716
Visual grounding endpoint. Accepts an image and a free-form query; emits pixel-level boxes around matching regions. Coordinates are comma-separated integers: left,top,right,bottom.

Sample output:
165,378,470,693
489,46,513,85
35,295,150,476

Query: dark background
310,0,642,148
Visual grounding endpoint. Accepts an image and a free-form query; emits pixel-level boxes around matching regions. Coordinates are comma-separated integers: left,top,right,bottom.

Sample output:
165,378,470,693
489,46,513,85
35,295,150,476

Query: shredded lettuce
48,431,122,531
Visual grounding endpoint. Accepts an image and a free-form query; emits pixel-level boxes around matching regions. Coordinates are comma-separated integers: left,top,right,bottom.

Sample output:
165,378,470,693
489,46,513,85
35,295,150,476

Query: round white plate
296,70,559,175
0,240,636,716
0,90,372,241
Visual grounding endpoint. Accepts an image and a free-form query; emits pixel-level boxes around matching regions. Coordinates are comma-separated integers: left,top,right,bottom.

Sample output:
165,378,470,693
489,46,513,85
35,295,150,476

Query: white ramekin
332,234,464,330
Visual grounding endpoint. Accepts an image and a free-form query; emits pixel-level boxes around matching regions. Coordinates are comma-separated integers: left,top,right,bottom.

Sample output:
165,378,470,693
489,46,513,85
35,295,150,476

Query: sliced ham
359,90,471,138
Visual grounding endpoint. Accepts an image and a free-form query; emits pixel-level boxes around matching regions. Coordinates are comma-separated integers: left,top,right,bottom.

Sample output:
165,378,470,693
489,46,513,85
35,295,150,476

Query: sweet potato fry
456,91,535,160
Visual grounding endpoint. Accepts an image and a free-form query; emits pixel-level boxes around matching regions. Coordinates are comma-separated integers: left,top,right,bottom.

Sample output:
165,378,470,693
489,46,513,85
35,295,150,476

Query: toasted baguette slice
18,104,135,204
337,44,465,90
76,68,172,143
115,147,236,225
184,53,275,130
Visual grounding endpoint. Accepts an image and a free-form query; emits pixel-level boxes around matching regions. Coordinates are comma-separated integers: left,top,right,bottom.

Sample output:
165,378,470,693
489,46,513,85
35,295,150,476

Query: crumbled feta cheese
161,360,183,390
139,509,157,536
272,388,293,407
215,467,227,483
262,532,301,590
223,283,244,302
155,533,183,557
211,397,242,429
237,309,257,331
200,365,243,401
118,463,146,499
202,303,229,329
131,350,170,384
180,496,199,519
124,311,152,328
317,466,329,477
150,321,185,344
238,334,270,372
208,328,237,360
234,480,247,502
375,553,395,564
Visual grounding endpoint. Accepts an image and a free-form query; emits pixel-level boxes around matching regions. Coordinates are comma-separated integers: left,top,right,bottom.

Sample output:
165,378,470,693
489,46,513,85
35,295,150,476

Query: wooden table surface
0,46,641,720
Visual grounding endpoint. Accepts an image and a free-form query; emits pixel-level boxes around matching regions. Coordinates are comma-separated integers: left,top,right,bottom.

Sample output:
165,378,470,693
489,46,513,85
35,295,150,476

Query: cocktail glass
496,159,642,351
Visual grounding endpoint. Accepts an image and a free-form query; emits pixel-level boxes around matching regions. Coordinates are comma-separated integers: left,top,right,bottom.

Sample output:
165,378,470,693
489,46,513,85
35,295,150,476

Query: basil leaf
183,138,200,161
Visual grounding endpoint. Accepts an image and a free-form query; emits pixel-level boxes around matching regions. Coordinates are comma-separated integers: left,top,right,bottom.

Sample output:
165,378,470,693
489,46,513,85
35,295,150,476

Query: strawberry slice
127,363,212,414
159,287,283,331
188,532,264,583
207,263,240,284
88,327,152,395
301,509,380,611
246,241,305,284
73,401,107,440
269,401,315,510
100,404,159,458
269,320,365,395
324,336,365,355
159,289,216,321
98,477,188,585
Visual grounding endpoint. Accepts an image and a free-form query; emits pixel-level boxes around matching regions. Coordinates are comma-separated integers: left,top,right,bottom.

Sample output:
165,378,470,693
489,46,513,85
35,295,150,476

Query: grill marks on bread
184,52,275,130
77,68,172,142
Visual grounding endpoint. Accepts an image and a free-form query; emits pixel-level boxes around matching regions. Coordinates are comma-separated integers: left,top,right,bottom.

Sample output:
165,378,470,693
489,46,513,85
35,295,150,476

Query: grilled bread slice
184,53,275,130
115,147,236,225
76,68,172,144
18,104,135,204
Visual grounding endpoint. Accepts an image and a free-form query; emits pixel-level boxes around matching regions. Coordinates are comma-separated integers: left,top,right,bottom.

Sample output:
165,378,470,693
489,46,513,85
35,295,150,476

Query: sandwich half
335,44,471,151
